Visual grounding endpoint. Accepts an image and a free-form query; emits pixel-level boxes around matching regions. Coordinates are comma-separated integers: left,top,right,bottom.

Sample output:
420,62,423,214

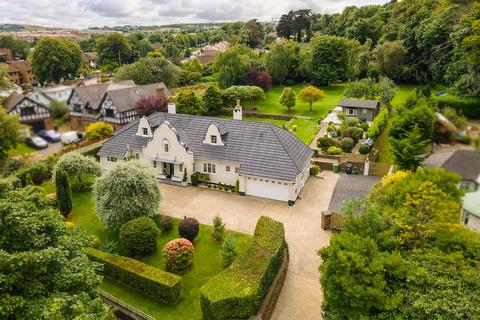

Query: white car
61,131,83,145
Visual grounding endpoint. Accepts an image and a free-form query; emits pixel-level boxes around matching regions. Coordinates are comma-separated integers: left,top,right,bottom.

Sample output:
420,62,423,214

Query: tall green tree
114,57,181,86
265,40,300,84
279,87,296,112
96,33,133,67
31,37,84,83
0,66,11,89
0,109,21,160
390,126,429,171
55,167,72,217
0,187,114,319
213,45,257,88
310,36,352,86
374,41,408,80
0,35,29,59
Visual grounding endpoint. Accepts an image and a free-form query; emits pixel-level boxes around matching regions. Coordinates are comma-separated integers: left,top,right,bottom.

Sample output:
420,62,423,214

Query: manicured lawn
285,118,319,145
9,142,36,156
66,189,252,320
244,83,346,120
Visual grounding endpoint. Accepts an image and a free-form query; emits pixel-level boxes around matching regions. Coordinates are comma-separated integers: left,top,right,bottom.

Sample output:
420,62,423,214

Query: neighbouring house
67,80,136,131
97,83,170,131
84,52,97,69
424,150,480,192
0,48,13,61
3,92,52,132
67,81,169,131
337,99,380,122
29,85,73,107
98,105,312,204
461,191,480,233
8,60,36,85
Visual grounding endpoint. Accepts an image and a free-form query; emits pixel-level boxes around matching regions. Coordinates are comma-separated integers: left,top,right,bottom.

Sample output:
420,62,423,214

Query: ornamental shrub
2,157,24,177
93,160,160,230
327,146,342,155
317,136,335,150
162,238,194,272
343,127,364,143
85,121,114,141
161,216,173,232
54,152,101,191
310,165,321,176
212,215,225,241
221,234,238,268
84,247,182,304
360,122,369,132
178,217,200,242
359,145,371,155
119,217,159,257
344,117,359,128
340,137,355,153
55,167,72,217
16,162,50,186
367,107,388,139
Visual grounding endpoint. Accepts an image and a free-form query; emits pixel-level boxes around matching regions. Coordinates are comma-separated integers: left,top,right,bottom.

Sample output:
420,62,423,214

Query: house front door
167,163,174,179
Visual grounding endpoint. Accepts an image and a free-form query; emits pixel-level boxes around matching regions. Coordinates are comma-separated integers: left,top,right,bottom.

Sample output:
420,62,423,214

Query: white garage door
245,179,291,202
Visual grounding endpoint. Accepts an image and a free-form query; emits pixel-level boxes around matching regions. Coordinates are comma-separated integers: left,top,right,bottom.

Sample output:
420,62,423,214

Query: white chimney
233,99,242,120
167,96,176,114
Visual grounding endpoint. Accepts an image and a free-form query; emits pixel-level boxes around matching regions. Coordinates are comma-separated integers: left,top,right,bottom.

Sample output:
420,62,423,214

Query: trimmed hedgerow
436,96,480,119
83,247,182,304
366,107,388,139
199,216,286,320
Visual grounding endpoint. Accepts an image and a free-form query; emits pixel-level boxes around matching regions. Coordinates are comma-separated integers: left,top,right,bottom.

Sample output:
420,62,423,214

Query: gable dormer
136,116,153,138
202,123,225,146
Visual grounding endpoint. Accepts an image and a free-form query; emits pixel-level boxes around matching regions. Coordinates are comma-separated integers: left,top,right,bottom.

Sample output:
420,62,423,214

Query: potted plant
181,168,188,186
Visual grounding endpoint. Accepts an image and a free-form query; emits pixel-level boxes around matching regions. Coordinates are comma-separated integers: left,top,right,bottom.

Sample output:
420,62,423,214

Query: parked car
38,129,61,142
362,138,374,147
61,131,84,145
25,136,48,149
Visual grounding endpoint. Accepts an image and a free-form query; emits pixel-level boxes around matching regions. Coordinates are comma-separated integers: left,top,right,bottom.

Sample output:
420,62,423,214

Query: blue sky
1,0,390,28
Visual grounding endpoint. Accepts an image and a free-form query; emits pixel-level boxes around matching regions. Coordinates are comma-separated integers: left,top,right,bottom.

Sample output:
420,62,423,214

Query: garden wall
199,216,287,320
84,247,182,304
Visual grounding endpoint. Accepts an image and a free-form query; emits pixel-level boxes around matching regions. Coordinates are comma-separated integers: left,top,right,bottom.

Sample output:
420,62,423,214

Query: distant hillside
0,24,47,32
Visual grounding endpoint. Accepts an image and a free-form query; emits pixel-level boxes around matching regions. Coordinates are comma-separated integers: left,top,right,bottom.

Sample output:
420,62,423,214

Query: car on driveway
38,129,61,142
61,131,84,145
25,136,48,149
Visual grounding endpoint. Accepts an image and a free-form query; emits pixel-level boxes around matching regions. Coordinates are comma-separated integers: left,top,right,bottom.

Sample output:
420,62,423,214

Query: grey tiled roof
328,175,380,214
338,98,379,109
70,80,135,110
106,83,169,113
3,92,24,112
425,150,480,182
99,112,313,181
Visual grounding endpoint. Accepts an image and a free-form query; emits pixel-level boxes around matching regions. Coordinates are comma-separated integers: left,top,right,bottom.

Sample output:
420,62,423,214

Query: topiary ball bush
360,122,369,132
119,216,159,257
340,137,355,153
359,144,371,155
317,136,335,151
310,165,321,176
161,216,173,232
327,146,342,155
178,217,200,242
162,238,194,272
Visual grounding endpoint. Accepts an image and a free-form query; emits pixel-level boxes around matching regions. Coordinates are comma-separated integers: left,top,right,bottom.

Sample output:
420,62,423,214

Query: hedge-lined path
159,171,338,320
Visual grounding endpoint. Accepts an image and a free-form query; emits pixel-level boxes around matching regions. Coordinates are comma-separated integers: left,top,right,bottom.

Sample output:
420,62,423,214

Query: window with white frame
203,163,216,174
142,127,148,135
363,109,368,113
235,167,240,173
226,165,230,172
347,108,355,115
107,156,117,162
210,135,217,144
179,164,183,172
153,161,157,168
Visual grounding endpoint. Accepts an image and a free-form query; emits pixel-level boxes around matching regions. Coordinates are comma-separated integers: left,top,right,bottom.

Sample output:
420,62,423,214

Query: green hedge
199,216,286,320
84,247,182,304
436,96,480,119
366,107,388,139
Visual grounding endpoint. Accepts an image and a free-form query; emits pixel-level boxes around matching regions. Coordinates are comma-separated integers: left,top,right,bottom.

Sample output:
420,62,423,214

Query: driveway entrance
158,171,338,320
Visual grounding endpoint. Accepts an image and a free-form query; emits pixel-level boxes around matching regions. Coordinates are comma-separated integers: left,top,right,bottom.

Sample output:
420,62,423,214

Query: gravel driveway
158,171,338,320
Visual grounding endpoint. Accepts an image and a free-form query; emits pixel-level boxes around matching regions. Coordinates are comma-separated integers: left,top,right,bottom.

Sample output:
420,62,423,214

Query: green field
65,188,252,320
9,142,36,156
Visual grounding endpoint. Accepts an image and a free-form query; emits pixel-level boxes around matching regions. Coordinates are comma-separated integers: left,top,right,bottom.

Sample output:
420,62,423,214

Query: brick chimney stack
167,95,176,114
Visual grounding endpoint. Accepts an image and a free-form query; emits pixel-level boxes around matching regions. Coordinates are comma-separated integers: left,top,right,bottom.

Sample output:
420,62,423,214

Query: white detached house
98,106,313,205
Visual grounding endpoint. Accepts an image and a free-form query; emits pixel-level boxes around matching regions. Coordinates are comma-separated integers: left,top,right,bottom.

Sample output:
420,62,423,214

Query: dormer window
142,128,148,135
163,138,170,153
211,135,217,144
164,144,169,152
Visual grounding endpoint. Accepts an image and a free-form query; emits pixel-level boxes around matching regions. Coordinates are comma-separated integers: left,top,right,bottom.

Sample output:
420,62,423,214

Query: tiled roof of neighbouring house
69,80,136,110
104,83,169,113
328,175,381,214
3,92,25,112
338,98,380,109
98,112,313,181
424,150,480,182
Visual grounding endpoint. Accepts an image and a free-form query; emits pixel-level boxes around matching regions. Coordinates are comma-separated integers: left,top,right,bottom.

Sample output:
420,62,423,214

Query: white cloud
1,0,389,28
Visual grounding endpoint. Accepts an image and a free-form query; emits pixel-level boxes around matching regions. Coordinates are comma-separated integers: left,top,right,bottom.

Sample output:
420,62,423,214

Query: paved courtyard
159,171,338,320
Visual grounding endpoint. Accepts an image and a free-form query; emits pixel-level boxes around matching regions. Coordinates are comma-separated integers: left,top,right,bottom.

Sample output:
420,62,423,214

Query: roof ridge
268,123,302,172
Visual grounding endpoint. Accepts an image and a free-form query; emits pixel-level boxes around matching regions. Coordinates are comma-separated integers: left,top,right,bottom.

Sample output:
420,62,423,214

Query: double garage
244,176,292,202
